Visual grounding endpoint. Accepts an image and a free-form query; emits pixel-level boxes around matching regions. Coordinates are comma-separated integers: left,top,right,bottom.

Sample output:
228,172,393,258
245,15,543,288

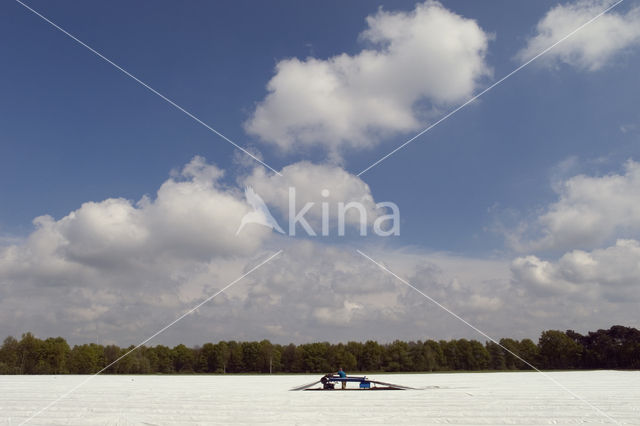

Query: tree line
0,325,638,375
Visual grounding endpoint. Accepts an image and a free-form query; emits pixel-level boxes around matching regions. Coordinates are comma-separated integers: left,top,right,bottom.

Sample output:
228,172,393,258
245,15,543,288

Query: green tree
151,345,174,373
454,339,486,370
116,346,151,374
538,330,583,369
609,326,640,369
486,341,506,370
469,340,490,370
499,338,521,370
301,342,330,372
423,340,443,371
40,337,70,374
441,340,459,370
199,343,217,373
227,341,244,373
7,326,640,374
518,339,539,369
257,340,277,373
338,350,357,372
360,340,382,371
18,332,43,374
345,342,363,371
68,344,103,374
172,344,194,373
408,341,426,371
0,336,20,374
281,343,298,372
384,340,411,371
145,347,160,373
242,341,261,372
215,341,231,373
103,345,121,373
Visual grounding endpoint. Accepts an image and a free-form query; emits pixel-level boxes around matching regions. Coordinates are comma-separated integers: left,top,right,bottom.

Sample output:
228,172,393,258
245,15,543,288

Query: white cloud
517,0,640,71
0,158,393,344
512,239,640,302
179,243,518,343
0,157,279,343
2,217,637,344
0,197,519,344
243,161,380,233
484,159,640,333
513,160,640,252
2,157,638,345
68,157,269,263
0,157,273,343
245,0,491,159
0,156,270,287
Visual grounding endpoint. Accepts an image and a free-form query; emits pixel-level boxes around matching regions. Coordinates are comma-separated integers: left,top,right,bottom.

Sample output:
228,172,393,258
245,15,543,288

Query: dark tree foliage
1,326,637,374
538,330,582,369
564,326,640,369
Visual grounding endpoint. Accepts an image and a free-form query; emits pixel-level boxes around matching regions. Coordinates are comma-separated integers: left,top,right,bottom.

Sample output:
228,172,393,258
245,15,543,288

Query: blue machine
323,375,371,389
298,375,410,391
329,375,367,382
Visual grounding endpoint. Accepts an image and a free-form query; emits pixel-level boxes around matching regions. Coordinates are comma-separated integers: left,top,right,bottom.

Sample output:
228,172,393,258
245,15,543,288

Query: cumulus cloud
502,159,640,331
511,160,640,252
0,223,515,344
3,156,638,345
0,157,396,344
0,156,272,338
517,0,640,71
54,156,269,264
512,239,640,302
243,161,381,234
239,244,514,342
0,170,516,345
245,0,491,159
1,210,635,345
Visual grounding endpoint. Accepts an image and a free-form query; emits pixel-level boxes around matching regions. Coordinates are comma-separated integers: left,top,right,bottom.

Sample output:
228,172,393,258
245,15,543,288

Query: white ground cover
1,371,638,425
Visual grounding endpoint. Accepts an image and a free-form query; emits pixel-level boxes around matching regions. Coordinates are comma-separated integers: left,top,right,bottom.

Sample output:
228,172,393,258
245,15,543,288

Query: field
1,371,639,425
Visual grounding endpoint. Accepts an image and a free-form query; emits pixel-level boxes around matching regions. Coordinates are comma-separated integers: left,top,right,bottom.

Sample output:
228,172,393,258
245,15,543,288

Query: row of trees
1,326,638,374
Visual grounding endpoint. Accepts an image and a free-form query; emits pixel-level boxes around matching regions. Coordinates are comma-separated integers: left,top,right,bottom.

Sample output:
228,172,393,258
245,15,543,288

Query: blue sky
2,0,639,251
1,0,640,345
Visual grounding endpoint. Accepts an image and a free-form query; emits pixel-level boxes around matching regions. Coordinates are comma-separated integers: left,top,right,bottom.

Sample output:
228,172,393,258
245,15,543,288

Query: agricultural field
1,371,639,425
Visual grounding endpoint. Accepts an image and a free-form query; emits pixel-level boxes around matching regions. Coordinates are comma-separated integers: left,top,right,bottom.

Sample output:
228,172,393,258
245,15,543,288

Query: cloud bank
3,157,639,345
0,157,555,344
0,157,397,344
